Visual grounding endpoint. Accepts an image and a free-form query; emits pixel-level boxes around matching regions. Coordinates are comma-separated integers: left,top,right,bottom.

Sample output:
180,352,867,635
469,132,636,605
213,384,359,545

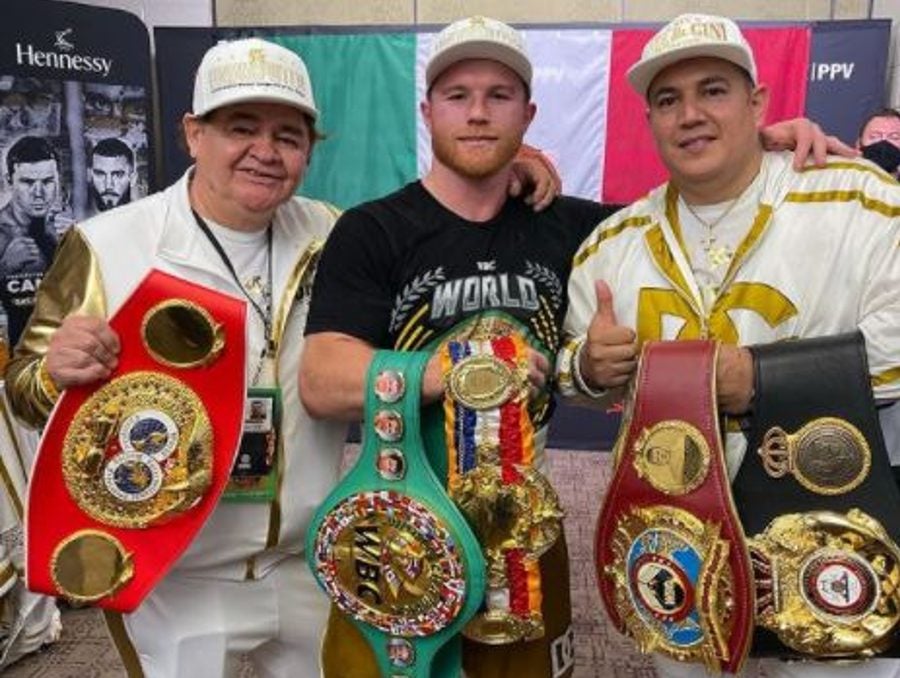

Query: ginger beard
431,125,524,179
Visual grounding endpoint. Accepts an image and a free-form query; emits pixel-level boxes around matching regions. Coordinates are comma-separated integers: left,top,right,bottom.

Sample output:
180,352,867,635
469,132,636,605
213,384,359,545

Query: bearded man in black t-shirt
301,17,613,678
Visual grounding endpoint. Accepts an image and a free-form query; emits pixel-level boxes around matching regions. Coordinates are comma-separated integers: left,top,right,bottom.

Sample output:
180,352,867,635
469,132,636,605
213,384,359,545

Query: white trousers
654,655,900,678
122,554,329,678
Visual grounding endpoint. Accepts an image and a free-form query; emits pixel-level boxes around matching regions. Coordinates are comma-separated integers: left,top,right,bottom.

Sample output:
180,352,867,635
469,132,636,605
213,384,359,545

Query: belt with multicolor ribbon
441,334,562,644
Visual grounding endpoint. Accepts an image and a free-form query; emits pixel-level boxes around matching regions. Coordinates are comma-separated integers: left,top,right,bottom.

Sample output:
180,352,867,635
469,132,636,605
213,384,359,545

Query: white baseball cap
192,37,318,119
627,14,758,97
425,16,532,90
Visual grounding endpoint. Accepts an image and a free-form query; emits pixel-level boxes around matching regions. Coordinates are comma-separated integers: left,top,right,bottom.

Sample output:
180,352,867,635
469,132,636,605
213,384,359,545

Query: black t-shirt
306,181,618,359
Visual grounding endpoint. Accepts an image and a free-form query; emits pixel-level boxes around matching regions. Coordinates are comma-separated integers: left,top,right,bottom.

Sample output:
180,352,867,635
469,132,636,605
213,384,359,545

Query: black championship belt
733,331,900,658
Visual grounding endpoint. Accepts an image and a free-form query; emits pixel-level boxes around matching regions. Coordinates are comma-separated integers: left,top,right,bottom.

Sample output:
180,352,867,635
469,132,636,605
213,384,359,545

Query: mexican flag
270,26,809,209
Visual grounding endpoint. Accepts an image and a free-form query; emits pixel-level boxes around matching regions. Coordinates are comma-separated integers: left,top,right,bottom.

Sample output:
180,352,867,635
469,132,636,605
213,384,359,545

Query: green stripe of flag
273,33,418,210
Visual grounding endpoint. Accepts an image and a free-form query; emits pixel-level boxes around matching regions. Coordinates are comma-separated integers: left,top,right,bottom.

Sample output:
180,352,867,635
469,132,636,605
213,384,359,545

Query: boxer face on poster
8,157,59,222
88,138,135,212
0,136,61,275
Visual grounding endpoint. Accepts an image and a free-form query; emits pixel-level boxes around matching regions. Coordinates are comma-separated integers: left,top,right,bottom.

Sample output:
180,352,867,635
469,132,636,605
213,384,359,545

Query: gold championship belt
751,509,900,656
758,418,871,496
734,332,900,658
62,372,212,529
439,317,563,644
28,270,246,611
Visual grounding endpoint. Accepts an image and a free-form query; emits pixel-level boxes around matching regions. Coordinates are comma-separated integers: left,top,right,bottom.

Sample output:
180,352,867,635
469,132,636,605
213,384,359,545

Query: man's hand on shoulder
579,280,637,390
45,315,120,389
509,144,562,212
760,117,858,170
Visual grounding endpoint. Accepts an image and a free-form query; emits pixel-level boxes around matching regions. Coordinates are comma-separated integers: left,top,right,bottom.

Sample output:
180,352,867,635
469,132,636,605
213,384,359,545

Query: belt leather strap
306,350,485,677
595,340,754,674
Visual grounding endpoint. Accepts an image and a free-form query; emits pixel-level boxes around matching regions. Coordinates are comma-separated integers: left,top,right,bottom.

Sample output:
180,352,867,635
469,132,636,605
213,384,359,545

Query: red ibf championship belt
27,269,246,611
595,340,753,674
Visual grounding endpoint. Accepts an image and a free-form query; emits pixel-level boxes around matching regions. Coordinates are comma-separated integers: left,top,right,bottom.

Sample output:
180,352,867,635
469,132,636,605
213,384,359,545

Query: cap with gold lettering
627,13,757,97
426,16,532,90
192,37,318,119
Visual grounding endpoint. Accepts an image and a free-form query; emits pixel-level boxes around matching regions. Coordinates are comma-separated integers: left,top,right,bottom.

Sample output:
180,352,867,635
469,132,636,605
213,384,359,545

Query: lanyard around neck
191,209,275,358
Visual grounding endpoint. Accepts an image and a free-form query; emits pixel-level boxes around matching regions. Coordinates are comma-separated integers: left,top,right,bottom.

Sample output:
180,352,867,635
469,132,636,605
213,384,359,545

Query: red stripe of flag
602,26,811,204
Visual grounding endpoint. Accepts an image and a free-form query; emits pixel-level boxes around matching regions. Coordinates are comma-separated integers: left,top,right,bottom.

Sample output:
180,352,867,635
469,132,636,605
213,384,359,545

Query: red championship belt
595,340,753,674
26,269,246,612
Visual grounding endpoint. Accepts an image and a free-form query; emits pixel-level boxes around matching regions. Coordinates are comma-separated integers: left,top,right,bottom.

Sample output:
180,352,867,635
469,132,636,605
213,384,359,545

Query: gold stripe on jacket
5,228,107,428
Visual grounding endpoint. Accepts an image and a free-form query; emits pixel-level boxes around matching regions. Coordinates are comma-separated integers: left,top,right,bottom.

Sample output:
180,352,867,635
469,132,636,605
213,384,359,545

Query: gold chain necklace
679,166,765,268
680,196,739,269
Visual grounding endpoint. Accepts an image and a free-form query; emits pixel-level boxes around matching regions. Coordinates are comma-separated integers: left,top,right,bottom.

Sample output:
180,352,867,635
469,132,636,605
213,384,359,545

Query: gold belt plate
312,491,467,636
62,372,213,529
633,420,711,496
750,509,900,656
50,530,134,603
759,417,871,495
463,608,544,645
141,299,224,368
450,464,563,579
604,505,736,673
446,354,526,411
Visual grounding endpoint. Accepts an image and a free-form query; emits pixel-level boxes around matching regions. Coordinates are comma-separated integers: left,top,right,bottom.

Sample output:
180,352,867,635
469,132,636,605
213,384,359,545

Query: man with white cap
5,37,346,678
558,13,900,678
301,16,614,678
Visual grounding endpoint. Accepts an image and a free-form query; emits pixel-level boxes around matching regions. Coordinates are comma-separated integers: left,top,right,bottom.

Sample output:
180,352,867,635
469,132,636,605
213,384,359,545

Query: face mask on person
861,140,900,175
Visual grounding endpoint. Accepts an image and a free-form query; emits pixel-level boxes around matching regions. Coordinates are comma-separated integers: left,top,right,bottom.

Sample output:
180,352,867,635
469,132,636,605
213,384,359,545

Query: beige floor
5,449,656,677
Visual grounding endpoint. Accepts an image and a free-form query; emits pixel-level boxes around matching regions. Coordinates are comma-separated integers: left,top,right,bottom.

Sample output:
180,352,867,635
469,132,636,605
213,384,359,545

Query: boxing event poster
0,0,154,347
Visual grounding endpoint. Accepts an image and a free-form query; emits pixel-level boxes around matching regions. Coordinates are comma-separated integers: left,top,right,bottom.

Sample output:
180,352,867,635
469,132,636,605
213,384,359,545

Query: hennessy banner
0,0,155,347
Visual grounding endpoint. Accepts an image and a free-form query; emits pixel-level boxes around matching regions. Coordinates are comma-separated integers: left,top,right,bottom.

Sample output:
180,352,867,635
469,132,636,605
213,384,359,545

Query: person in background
857,107,900,178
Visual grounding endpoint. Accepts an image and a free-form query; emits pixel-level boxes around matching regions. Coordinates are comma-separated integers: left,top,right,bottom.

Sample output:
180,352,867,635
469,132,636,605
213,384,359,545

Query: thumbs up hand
578,280,638,390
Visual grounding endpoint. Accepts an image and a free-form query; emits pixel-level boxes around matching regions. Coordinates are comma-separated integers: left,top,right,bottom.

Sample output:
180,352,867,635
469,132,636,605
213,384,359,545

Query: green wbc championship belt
306,351,486,677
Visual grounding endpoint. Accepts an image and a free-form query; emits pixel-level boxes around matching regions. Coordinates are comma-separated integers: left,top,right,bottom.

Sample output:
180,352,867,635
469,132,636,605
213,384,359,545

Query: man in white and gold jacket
5,38,347,678
561,146,900,475
558,13,900,678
